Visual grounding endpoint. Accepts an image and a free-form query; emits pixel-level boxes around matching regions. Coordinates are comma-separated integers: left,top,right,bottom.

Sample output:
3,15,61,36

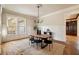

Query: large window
6,14,26,35
17,17,26,34
7,14,17,34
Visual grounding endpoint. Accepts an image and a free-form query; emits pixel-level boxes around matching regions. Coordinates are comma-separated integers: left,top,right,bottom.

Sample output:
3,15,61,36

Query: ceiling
2,4,77,17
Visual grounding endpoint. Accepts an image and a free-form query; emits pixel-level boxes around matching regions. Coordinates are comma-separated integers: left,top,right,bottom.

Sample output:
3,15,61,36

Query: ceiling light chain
37,4,42,23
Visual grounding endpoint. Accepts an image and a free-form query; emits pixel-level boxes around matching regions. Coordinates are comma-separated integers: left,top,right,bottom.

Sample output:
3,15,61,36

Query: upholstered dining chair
29,36,35,46
44,32,53,51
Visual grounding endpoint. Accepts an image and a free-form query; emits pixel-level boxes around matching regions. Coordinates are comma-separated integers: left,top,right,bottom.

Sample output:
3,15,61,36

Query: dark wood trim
66,14,79,20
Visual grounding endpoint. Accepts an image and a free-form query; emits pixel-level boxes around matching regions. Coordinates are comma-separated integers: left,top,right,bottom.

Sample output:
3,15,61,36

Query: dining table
30,34,52,49
31,34,51,38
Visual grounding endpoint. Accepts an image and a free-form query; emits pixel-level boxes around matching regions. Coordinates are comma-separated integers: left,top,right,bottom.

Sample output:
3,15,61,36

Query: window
17,17,26,34
6,13,26,35
6,14,17,34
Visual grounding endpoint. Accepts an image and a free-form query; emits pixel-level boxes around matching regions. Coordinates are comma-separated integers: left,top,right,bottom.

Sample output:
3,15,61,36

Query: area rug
2,39,65,55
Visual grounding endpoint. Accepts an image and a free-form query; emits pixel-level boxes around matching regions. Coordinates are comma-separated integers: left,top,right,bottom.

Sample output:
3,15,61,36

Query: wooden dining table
30,34,52,49
30,34,51,39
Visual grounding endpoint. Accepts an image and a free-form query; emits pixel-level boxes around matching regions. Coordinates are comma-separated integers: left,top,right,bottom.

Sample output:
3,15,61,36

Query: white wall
2,5,79,43
39,12,66,42
0,5,2,44
2,9,37,42
26,17,36,35
77,17,79,39
39,5,79,42
0,5,2,54
77,17,79,54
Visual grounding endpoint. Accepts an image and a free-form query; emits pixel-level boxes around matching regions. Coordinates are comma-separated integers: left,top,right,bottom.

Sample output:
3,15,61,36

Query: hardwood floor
63,35,78,55
53,36,78,55
1,35,79,55
2,39,65,55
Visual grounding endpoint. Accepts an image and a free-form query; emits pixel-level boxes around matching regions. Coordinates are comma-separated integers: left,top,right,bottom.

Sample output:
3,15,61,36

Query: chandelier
36,4,42,23
34,4,43,30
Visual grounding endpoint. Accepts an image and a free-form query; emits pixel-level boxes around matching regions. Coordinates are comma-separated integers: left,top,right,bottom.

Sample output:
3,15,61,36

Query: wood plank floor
1,35,79,55
63,35,78,55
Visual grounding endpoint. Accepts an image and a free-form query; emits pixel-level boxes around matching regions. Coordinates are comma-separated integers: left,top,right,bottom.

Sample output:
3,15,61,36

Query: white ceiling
2,4,77,17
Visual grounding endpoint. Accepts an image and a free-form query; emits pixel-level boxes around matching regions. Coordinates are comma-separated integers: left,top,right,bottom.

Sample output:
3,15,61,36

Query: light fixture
34,4,43,30
36,4,42,23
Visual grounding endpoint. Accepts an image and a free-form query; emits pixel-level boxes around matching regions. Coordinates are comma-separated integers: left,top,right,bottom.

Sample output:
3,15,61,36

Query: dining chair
44,32,53,51
44,32,47,34
34,37,42,48
37,30,41,35
29,36,35,46
43,32,47,40
32,30,42,48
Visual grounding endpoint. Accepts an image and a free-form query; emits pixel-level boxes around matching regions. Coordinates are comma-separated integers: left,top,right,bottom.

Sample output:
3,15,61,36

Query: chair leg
29,41,30,45
52,43,53,48
31,41,33,46
36,43,38,48
29,41,32,46
30,41,34,47
49,44,51,51
41,42,42,48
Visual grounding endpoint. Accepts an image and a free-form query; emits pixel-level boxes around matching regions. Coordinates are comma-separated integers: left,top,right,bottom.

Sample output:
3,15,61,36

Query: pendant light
36,4,42,23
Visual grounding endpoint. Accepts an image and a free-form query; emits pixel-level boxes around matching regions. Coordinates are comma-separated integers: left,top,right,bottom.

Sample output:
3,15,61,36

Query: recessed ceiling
2,4,77,17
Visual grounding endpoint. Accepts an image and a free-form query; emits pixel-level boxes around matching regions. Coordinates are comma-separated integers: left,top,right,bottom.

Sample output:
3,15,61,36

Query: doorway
66,20,77,43
64,14,78,54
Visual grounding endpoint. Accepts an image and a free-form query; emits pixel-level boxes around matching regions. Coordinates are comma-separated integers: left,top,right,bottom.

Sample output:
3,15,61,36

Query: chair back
49,32,53,40
37,30,41,35
30,36,34,40
44,32,47,34
49,32,52,35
